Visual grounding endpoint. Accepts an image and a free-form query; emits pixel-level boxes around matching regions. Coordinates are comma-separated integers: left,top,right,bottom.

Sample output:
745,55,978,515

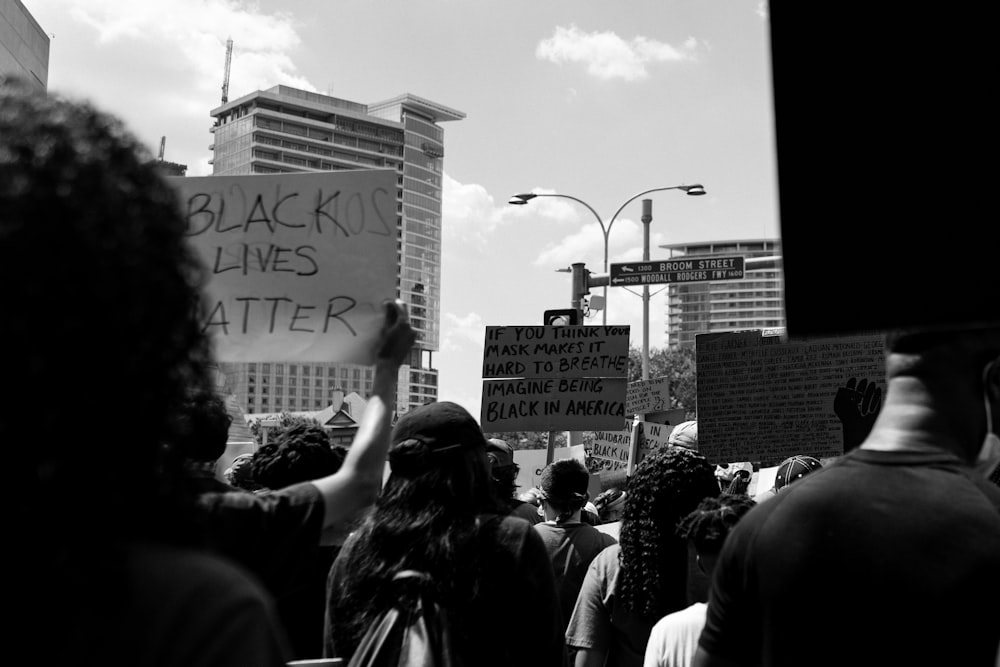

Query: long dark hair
328,437,504,656
617,446,720,618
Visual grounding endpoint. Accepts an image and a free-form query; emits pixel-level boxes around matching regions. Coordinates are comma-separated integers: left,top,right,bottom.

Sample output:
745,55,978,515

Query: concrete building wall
0,0,49,89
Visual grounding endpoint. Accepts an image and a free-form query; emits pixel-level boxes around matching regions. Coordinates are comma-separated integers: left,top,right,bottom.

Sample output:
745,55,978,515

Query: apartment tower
662,239,784,349
208,85,464,415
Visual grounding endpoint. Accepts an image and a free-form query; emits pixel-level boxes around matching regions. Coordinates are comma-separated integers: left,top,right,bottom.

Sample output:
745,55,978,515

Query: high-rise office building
208,85,464,415
662,239,784,349
0,0,49,89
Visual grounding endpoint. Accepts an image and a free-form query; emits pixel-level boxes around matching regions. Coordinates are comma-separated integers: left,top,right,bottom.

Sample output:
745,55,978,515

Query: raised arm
312,299,415,533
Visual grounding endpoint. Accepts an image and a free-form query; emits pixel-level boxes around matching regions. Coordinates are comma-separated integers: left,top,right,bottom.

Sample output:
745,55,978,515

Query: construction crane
221,37,233,104
158,136,166,161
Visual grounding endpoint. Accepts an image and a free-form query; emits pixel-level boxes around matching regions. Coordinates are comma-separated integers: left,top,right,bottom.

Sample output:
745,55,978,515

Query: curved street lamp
508,184,706,325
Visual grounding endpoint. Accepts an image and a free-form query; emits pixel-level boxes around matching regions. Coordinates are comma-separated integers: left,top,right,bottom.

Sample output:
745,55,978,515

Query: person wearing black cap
323,401,566,667
534,458,618,650
486,437,543,524
695,327,1000,667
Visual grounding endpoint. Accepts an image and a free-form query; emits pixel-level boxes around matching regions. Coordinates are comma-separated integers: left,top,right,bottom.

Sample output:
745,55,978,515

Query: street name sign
610,255,745,286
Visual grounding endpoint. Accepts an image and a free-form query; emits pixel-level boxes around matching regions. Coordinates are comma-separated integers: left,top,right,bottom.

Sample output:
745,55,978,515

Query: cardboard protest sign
170,170,398,364
635,411,687,465
627,376,671,415
696,329,886,467
590,421,637,474
481,325,630,431
482,325,630,378
481,377,628,431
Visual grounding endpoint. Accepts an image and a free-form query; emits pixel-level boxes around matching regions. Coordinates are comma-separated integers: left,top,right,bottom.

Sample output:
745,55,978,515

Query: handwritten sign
635,411,688,465
482,377,628,431
627,376,672,415
482,325,630,378
696,329,886,467
169,170,398,363
590,421,636,473
481,325,630,431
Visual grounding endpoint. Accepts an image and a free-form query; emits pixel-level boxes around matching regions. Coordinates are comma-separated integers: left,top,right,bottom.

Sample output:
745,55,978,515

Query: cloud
442,179,587,251
441,175,504,247
531,216,668,270
536,24,697,81
42,0,313,175
440,311,485,352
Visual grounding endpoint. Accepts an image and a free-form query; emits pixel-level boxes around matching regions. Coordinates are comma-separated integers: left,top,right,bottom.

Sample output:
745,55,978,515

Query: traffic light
543,308,579,326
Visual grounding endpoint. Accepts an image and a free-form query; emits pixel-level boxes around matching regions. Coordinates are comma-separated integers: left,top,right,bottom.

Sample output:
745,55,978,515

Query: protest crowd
6,77,1000,667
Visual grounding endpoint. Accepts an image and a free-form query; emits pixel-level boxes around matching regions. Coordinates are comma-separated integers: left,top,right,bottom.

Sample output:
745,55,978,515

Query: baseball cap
392,401,488,453
668,421,698,451
773,455,822,492
486,438,515,468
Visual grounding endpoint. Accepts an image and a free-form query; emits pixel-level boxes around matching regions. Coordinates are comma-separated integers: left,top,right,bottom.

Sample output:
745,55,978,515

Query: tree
627,345,697,420
248,411,322,446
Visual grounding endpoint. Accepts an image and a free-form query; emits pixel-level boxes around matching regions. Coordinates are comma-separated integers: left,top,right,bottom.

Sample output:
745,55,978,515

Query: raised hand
376,299,416,367
833,377,882,452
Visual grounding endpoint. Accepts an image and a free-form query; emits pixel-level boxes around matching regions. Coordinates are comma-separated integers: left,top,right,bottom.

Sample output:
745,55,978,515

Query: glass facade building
662,239,784,350
208,86,464,414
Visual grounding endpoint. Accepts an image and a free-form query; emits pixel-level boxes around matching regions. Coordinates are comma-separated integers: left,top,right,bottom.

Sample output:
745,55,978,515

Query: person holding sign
2,76,291,666
196,299,415,609
694,326,1000,667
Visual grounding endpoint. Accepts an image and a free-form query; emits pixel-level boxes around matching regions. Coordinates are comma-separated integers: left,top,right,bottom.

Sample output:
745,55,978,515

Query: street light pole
641,199,652,381
509,184,706,325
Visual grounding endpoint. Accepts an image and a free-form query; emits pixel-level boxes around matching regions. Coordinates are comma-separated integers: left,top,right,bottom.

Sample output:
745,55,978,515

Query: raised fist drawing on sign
834,377,883,452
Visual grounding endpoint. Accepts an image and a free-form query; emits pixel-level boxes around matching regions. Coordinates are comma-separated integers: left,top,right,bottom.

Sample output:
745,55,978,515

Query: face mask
974,358,1000,478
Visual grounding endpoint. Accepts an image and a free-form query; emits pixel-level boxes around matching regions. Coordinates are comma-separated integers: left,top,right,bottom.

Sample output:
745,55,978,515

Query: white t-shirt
643,602,707,667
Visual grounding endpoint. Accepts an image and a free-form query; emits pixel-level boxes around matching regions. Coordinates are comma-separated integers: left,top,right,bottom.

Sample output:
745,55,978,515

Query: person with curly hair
168,388,240,494
247,423,348,659
565,446,720,667
2,75,289,666
643,494,756,667
323,401,566,667
3,75,417,666
251,423,346,492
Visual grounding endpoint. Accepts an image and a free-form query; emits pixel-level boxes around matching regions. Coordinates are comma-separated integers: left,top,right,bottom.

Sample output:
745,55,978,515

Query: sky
26,0,779,420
